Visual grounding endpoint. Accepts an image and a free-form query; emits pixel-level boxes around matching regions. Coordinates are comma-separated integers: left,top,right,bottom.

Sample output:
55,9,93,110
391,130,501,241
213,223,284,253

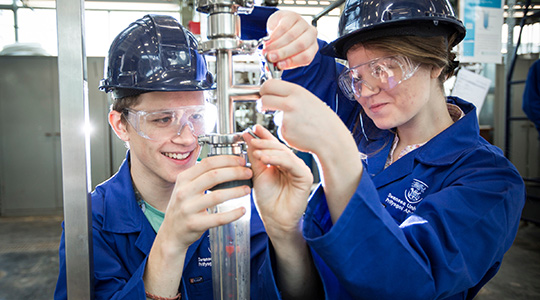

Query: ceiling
3,0,540,22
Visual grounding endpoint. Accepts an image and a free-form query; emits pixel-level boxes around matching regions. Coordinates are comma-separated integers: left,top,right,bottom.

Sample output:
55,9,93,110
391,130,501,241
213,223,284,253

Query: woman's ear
431,66,444,79
109,110,130,142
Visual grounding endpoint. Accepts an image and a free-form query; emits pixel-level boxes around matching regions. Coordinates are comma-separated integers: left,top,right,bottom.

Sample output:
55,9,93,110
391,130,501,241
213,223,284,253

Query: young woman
256,0,526,299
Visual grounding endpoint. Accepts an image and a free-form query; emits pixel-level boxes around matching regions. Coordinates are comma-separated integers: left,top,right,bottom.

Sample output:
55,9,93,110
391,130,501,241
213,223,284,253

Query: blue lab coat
54,152,281,300
303,97,525,300
244,6,525,300
522,59,540,138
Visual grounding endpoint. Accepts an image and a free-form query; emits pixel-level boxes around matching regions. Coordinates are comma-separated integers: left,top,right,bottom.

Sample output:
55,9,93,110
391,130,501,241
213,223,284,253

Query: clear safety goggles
338,56,420,100
123,105,210,141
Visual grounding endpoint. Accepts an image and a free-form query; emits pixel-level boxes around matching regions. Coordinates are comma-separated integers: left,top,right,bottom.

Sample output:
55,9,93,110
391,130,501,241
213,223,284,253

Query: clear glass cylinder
209,193,251,300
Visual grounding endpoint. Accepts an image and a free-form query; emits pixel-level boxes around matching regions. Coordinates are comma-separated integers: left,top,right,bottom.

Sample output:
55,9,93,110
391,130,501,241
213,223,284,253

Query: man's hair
111,94,142,112
110,94,143,123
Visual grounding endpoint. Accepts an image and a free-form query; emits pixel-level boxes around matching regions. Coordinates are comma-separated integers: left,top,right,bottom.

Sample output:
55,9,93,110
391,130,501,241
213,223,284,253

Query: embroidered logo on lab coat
198,233,212,267
405,179,428,204
198,256,212,267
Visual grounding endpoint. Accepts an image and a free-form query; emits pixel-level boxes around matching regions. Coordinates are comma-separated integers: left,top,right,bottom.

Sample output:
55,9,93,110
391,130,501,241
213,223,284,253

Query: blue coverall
54,153,281,299
303,97,525,300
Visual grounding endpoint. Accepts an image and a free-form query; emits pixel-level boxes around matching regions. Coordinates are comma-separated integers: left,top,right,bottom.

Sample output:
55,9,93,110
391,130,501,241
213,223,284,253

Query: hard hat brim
321,18,466,59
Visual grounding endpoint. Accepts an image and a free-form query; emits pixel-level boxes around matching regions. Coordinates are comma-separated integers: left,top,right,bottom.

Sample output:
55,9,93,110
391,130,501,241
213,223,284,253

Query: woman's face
346,46,438,131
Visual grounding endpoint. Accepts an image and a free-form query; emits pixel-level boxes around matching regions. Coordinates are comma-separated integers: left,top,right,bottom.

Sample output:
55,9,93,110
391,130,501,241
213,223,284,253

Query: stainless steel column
196,1,262,299
56,0,93,298
216,50,234,134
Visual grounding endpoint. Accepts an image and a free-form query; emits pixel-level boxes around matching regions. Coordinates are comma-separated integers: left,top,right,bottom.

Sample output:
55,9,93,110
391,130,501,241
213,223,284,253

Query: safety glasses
123,105,208,141
338,56,420,100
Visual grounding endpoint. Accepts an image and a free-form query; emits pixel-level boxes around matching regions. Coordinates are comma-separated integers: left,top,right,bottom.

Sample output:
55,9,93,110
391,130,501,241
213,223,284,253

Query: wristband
145,291,181,300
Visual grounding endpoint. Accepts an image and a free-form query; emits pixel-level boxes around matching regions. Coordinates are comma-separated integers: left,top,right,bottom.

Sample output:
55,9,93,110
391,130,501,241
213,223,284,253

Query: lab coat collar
98,151,155,256
98,151,204,260
415,97,479,166
101,151,145,234
367,97,479,187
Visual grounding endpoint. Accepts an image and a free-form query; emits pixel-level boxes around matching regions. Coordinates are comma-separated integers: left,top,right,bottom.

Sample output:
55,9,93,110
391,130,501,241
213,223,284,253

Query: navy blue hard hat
99,14,214,99
321,0,466,59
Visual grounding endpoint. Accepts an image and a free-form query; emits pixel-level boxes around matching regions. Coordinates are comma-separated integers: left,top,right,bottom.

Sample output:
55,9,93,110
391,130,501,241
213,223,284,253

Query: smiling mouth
162,152,191,160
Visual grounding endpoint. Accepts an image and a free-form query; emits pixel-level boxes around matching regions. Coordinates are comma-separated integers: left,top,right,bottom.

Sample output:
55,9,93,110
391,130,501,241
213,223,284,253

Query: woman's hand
243,125,324,299
264,10,318,70
243,125,313,236
259,79,364,224
259,79,349,156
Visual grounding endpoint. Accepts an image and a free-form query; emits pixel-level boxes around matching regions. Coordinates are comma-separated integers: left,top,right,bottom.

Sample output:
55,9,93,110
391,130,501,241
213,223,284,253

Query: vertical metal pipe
12,0,18,42
504,0,516,158
216,50,234,134
56,0,93,298
196,3,258,298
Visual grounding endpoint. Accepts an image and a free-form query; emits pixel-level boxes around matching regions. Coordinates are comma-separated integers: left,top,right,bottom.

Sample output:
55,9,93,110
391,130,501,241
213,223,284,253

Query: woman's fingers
265,10,318,69
258,80,302,112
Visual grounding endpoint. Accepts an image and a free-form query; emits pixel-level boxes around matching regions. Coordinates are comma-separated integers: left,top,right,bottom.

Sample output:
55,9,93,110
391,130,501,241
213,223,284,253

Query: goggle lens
338,56,419,100
124,105,210,140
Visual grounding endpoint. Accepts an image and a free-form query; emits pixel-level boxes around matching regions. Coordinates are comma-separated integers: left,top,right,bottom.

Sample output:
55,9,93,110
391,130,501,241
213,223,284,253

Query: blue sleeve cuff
303,184,333,239
253,243,282,300
303,172,383,243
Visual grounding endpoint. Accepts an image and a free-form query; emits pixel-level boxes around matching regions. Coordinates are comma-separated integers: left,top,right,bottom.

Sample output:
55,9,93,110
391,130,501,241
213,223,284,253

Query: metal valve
263,54,283,80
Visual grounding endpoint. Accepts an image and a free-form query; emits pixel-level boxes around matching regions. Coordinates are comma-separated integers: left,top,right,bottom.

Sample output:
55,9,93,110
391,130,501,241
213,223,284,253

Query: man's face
124,91,205,186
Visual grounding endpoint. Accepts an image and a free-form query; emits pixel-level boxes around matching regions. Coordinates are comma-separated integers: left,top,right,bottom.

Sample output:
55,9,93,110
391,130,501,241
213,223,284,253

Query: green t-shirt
140,200,164,233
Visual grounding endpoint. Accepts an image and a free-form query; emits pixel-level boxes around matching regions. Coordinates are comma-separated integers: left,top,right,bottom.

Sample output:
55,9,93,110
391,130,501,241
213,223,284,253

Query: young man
55,12,320,300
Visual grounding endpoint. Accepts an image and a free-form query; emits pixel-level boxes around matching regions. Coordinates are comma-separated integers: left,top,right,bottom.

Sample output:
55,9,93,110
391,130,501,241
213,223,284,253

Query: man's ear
109,110,130,142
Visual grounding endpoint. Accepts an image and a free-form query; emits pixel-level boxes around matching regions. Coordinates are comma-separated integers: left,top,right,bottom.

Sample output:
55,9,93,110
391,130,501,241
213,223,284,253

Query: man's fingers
178,155,246,185
186,206,247,232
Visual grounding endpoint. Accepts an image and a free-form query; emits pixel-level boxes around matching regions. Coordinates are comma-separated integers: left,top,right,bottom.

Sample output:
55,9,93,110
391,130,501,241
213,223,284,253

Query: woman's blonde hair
349,33,459,89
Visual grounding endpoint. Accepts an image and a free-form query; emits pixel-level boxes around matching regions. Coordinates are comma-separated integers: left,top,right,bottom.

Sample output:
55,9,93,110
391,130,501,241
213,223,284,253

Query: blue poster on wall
460,0,504,63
